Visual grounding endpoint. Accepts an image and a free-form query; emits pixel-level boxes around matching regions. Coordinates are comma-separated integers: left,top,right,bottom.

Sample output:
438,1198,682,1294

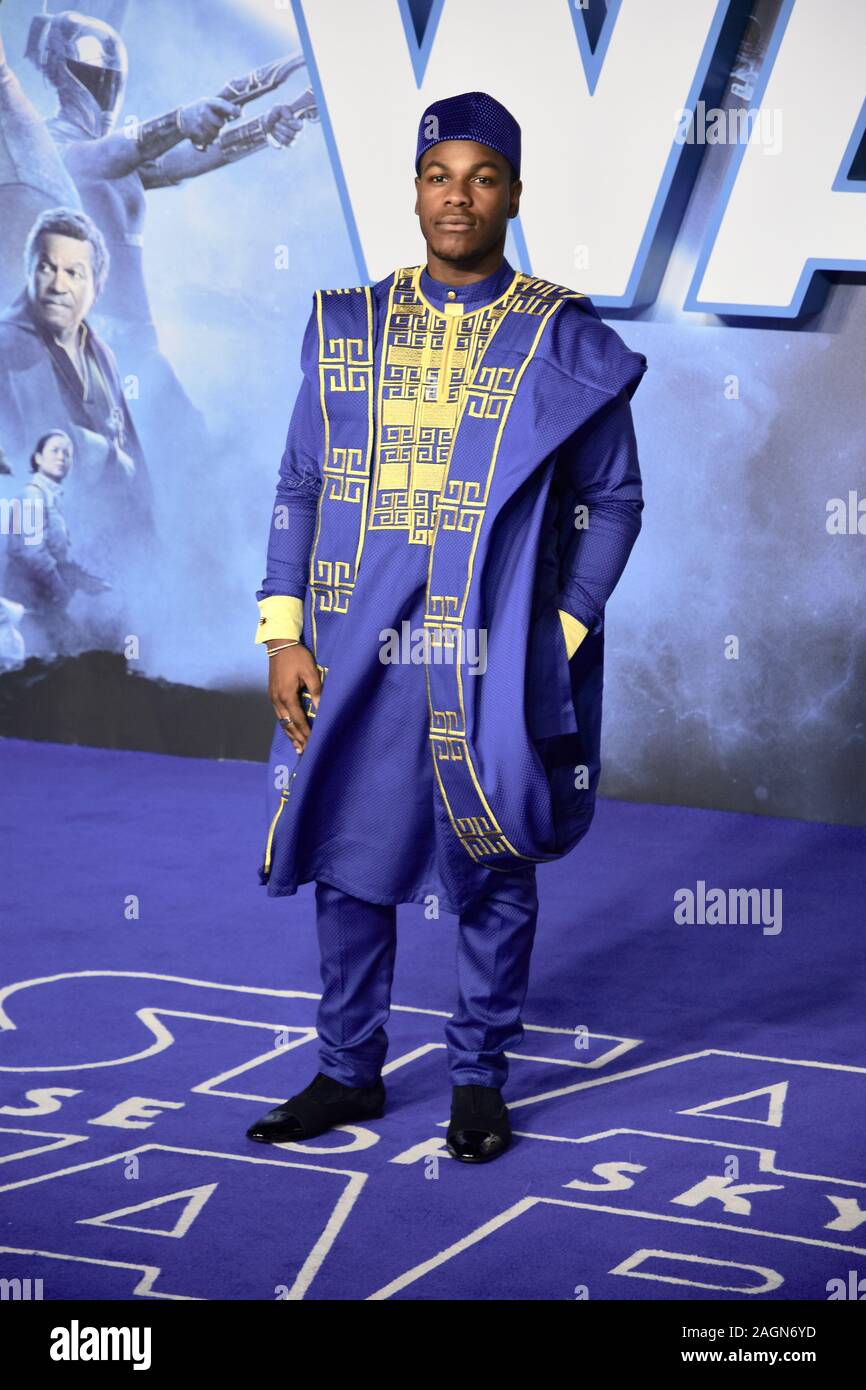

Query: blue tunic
256,257,646,915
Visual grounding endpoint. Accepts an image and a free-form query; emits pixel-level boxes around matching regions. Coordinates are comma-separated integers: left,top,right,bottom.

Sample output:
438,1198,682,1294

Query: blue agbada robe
257,257,647,914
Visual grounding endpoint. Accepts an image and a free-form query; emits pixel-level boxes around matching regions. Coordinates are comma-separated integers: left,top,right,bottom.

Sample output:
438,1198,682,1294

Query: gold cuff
255,594,304,644
558,609,589,659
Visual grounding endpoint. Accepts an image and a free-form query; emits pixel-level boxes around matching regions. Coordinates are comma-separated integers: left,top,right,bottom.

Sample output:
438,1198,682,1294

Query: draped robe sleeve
254,307,323,643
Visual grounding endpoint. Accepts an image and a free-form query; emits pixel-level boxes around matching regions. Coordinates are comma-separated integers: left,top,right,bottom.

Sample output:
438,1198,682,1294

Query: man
247,92,647,1163
0,206,153,569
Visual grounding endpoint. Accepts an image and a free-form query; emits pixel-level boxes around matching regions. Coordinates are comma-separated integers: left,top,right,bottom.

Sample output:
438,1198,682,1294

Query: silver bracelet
267,641,300,657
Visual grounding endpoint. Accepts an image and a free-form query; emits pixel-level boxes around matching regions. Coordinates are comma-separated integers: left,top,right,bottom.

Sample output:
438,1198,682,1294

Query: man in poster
0,207,149,513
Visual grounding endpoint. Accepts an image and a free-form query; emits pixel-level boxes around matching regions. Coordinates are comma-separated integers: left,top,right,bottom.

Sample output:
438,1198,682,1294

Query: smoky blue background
1,0,863,827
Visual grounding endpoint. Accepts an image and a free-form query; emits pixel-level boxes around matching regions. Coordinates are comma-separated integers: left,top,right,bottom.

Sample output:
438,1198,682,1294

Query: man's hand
267,642,322,754
263,103,305,147
178,97,242,147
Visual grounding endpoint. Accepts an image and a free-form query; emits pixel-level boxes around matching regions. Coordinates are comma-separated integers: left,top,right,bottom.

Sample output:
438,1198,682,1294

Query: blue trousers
313,867,539,1090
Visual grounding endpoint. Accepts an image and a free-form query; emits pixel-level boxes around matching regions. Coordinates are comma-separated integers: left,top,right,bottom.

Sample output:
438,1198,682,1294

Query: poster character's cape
293,265,646,874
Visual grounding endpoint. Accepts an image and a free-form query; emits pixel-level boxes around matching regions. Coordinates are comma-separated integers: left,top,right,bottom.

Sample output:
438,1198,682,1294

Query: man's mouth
437,220,475,230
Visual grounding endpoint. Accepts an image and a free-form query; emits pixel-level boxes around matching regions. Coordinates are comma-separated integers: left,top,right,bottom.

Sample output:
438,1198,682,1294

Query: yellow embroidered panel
368,266,516,547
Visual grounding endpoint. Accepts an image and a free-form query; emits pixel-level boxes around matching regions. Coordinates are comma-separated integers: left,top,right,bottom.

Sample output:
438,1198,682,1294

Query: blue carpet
1,737,863,1301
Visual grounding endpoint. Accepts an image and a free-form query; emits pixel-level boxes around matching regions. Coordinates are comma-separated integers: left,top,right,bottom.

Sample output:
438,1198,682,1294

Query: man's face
28,233,96,337
414,139,521,263
36,433,73,481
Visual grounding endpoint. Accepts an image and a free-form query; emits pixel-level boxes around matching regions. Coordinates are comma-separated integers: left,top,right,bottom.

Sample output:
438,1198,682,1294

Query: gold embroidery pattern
422,280,585,865
368,266,515,547
455,813,512,860
310,267,585,867
322,337,370,393
308,286,374,654
323,446,366,502
311,559,351,613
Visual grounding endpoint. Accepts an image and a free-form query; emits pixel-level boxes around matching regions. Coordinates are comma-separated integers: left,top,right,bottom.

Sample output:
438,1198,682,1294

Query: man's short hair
24,207,110,298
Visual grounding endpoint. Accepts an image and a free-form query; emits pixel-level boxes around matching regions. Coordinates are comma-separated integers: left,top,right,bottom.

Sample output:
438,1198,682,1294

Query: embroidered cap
415,91,521,179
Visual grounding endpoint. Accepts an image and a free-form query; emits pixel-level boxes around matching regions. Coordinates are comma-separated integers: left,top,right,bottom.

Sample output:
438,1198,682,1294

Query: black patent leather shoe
446,1083,511,1163
246,1071,386,1143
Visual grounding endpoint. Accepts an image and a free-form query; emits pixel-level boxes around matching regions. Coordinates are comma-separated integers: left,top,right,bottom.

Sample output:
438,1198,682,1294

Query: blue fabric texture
315,864,538,1087
415,89,521,177
256,257,647,915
